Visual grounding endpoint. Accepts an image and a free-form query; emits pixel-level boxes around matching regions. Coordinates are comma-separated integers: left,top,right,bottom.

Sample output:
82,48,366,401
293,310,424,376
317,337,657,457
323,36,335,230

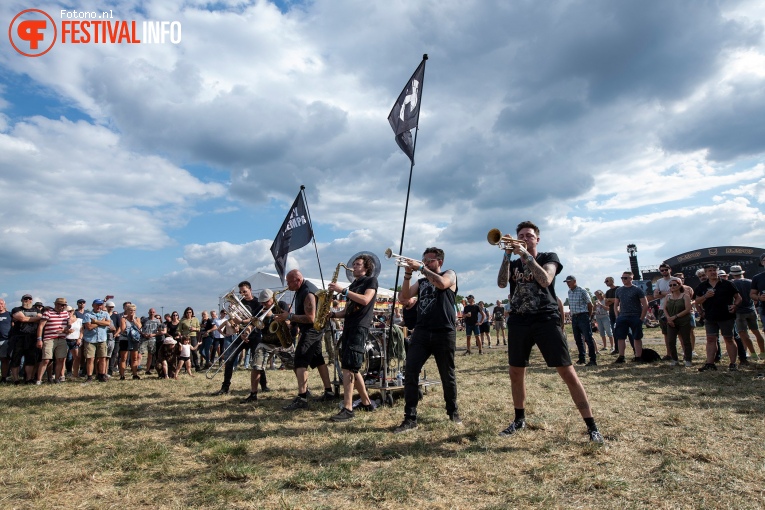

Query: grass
1,327,765,509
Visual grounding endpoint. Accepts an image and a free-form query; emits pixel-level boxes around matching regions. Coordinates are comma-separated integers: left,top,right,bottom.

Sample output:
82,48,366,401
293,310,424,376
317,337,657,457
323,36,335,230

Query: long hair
356,254,375,277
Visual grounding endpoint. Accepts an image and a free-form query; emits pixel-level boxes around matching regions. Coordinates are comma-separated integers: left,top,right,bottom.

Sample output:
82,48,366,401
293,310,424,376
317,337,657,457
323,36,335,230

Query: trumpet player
326,255,378,422
276,269,335,410
394,247,461,433
496,221,603,443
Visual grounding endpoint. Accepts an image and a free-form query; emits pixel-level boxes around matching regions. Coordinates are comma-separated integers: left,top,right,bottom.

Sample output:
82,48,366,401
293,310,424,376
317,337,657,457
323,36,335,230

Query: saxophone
268,299,294,348
314,262,349,330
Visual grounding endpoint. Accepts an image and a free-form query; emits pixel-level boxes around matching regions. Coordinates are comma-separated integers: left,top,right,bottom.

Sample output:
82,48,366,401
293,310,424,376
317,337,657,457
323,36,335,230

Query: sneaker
698,363,717,372
610,348,619,355
589,429,604,444
576,359,586,365
358,402,376,412
684,361,693,368
144,370,153,375
82,377,93,385
631,356,644,363
96,375,107,383
34,380,42,385
211,388,229,396
670,360,678,367
260,387,272,393
316,391,336,402
740,359,750,366
393,418,418,434
329,407,355,422
132,375,141,380
661,355,672,361
499,420,526,437
729,363,738,372
58,377,66,383
462,351,471,356
614,356,625,364
450,412,463,426
119,375,126,381
585,360,597,367
240,392,258,404
283,396,309,411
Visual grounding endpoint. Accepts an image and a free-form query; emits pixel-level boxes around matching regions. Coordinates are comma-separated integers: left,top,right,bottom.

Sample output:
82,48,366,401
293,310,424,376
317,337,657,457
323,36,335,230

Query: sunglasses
669,283,679,288
660,269,669,272
621,276,631,280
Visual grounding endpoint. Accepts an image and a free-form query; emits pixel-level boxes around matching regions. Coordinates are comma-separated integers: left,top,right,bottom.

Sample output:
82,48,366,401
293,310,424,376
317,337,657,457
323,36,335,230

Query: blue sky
2,0,765,315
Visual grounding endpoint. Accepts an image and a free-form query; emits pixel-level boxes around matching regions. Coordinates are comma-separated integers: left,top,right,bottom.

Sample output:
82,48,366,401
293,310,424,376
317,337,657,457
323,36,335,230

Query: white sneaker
684,361,692,368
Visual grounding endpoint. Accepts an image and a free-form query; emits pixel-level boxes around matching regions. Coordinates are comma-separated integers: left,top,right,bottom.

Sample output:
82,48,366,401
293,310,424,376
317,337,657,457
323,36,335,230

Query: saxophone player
326,255,378,422
275,269,335,410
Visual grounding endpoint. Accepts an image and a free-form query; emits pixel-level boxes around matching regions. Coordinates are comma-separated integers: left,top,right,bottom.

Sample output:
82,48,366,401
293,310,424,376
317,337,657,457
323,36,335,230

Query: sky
2,0,765,315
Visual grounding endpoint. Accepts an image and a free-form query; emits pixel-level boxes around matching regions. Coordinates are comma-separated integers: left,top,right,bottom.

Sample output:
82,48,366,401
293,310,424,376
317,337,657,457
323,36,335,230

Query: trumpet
252,304,275,330
487,228,526,251
384,248,423,269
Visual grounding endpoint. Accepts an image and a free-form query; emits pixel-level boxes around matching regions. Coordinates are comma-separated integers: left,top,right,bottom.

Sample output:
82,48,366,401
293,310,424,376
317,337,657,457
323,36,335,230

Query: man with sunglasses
394,247,461,432
654,264,675,360
35,297,71,384
613,272,649,364
695,263,741,371
10,294,44,383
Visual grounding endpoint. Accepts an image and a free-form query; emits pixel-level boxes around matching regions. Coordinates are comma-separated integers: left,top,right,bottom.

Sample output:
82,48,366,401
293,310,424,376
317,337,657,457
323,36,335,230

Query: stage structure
640,246,765,290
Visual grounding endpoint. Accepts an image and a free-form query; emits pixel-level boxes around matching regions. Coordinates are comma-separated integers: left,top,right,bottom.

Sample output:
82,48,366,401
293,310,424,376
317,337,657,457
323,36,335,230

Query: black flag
270,192,314,283
388,56,427,163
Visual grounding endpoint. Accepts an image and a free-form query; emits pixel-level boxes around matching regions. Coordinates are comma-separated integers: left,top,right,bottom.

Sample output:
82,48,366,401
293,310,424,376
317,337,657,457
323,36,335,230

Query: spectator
82,299,111,383
35,297,71,384
66,306,84,380
478,301,492,350
462,295,482,355
654,263,674,360
662,278,693,367
492,300,506,346
141,308,161,375
593,290,613,352
694,264,741,372
729,265,765,361
0,299,11,382
118,304,142,380
178,307,201,370
11,294,44,383
564,276,597,366
613,272,649,364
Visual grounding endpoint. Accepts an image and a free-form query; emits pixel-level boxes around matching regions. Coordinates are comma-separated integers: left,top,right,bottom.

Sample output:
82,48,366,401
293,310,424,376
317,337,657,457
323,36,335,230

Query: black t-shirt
694,279,739,321
751,271,765,310
604,287,618,317
463,304,480,325
402,304,417,330
241,297,263,342
342,275,378,331
294,280,319,333
507,252,562,319
415,270,458,331
0,311,11,340
492,306,504,321
11,306,39,335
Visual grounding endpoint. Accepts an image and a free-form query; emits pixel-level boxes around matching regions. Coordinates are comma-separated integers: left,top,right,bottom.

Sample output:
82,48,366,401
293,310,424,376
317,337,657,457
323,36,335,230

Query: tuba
314,262,349,331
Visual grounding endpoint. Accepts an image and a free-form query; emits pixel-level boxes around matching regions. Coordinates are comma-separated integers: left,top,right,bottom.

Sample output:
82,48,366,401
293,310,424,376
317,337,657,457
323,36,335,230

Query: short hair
659,263,671,270
703,263,718,270
622,271,633,276
674,272,684,279
695,268,705,276
238,281,252,290
355,254,375,277
516,220,540,236
423,247,445,261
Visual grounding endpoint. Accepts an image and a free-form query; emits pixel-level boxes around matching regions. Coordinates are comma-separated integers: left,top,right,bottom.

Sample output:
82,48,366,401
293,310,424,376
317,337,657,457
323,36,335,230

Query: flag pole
385,54,428,390
300,185,326,290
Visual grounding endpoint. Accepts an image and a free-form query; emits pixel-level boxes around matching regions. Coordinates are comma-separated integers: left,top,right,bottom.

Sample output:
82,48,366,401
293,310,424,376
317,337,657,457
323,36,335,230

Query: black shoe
144,370,153,375
499,420,526,437
358,402,376,412
240,392,258,404
698,363,717,372
211,388,229,396
631,356,644,363
661,355,672,361
132,374,141,380
316,391,336,402
96,375,107,383
329,407,355,422
729,363,738,372
283,396,309,411
614,356,625,364
119,375,126,381
393,418,418,434
260,387,272,393
576,359,586,365
610,348,619,355
585,360,597,367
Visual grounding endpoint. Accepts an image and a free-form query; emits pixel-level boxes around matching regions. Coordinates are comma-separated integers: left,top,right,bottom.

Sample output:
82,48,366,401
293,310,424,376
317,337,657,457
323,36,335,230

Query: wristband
288,313,294,321
342,288,348,297
37,337,42,340
403,276,411,281
419,265,425,272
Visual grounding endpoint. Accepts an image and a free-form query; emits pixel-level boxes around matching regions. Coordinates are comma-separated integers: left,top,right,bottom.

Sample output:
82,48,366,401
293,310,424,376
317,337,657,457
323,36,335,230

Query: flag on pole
388,55,427,163
270,191,314,283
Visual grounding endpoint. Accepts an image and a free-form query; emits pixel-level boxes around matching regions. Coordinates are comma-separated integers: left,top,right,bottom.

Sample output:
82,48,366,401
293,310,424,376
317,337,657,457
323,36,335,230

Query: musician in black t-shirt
326,254,378,422
276,269,335,410
496,221,603,443
394,247,461,433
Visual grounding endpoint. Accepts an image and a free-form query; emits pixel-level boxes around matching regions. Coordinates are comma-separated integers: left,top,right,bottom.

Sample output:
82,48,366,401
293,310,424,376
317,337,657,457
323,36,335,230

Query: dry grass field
2,327,765,509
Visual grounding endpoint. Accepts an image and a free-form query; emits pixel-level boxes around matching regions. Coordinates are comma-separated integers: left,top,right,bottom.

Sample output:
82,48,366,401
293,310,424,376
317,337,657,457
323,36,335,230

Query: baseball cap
105,301,116,308
258,288,274,303
93,299,105,305
564,275,576,282
77,299,86,304
729,265,744,276
467,294,474,299
22,294,33,300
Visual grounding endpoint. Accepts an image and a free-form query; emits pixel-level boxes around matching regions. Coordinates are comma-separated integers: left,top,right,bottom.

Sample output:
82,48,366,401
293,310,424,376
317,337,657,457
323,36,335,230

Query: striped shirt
567,286,593,315
41,310,70,341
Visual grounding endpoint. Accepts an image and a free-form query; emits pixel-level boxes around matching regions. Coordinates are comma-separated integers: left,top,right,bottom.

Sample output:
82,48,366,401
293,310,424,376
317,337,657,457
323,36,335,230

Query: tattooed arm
498,255,510,288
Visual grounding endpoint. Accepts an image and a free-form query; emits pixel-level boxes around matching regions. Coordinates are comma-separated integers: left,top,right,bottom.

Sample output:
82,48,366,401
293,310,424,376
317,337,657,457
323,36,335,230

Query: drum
364,334,383,375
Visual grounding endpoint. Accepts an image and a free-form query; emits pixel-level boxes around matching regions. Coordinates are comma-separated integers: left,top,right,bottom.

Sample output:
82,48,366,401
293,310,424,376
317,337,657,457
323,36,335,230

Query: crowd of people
3,222,763,444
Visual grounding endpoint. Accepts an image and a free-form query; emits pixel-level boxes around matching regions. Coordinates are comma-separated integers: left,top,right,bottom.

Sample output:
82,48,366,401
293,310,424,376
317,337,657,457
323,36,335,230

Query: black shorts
11,333,40,368
507,314,571,368
294,328,325,369
480,322,491,334
119,339,140,352
340,326,368,373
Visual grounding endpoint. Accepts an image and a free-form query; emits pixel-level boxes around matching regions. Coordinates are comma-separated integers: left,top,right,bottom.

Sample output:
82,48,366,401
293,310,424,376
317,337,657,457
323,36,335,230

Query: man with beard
394,247,461,433
10,294,44,383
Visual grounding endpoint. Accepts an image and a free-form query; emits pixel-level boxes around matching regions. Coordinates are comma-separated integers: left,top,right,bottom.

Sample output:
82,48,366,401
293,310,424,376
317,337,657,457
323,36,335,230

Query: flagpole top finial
300,185,306,190
423,54,428,60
